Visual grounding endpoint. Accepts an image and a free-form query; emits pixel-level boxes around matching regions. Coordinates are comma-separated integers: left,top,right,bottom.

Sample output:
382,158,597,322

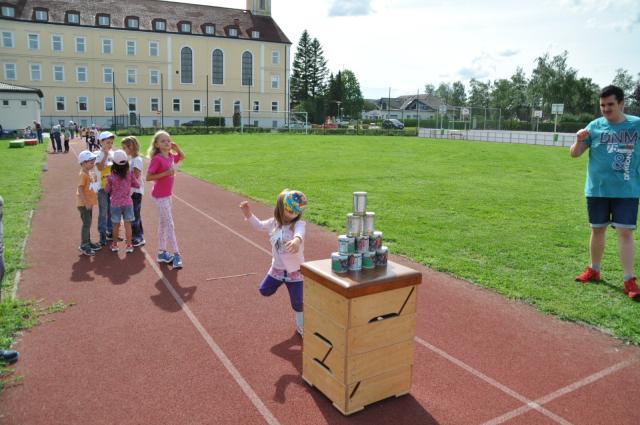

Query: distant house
363,94,444,121
0,82,43,132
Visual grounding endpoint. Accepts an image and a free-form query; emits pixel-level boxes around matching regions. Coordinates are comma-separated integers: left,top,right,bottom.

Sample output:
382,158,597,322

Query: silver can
363,212,375,235
369,231,383,251
331,252,349,273
338,235,355,254
352,191,367,215
346,213,363,237
362,251,375,269
348,253,362,271
375,246,388,267
356,235,369,253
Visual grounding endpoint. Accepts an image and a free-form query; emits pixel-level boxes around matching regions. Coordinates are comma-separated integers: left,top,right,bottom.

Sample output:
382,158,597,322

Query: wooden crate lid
300,259,422,299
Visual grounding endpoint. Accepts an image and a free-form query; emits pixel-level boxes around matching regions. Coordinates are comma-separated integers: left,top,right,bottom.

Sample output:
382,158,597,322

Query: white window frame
253,101,260,112
150,97,159,112
101,38,112,54
77,96,88,112
214,98,221,113
149,69,160,85
67,12,80,25
1,6,16,17
229,28,238,37
271,101,278,112
75,36,86,53
126,17,139,29
271,75,279,89
193,99,201,112
272,51,279,65
128,97,137,113
76,66,87,82
1,99,9,107
180,22,191,33
55,96,66,111
154,20,166,32
104,96,113,112
251,31,260,39
4,63,16,80
234,100,241,113
53,64,64,81
51,34,63,52
29,63,41,81
34,10,48,21
126,68,137,84
126,40,136,56
103,67,113,84
149,40,159,57
204,24,215,35
2,31,14,48
98,15,110,27
172,98,181,112
27,33,39,50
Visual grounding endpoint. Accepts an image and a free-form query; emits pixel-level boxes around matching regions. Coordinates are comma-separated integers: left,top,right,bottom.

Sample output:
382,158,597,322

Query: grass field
167,133,640,344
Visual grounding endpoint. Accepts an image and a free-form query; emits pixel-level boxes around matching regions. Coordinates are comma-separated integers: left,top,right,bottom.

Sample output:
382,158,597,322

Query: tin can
346,213,363,237
375,246,388,267
362,252,375,269
356,235,369,253
369,231,382,251
348,253,362,271
352,192,367,215
338,235,355,254
331,252,349,273
363,212,375,235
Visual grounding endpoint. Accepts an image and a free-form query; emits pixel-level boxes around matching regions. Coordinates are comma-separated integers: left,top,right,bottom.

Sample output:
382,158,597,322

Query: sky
171,0,640,99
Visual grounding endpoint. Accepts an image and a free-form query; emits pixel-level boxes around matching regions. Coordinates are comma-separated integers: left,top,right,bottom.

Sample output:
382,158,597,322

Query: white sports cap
112,149,128,165
78,150,97,164
98,131,114,141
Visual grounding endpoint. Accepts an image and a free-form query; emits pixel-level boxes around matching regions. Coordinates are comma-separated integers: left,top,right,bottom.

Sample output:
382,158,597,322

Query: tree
340,69,364,118
612,68,636,96
309,37,329,97
528,51,581,114
468,79,491,108
450,81,466,106
290,30,312,104
435,83,451,105
424,84,436,97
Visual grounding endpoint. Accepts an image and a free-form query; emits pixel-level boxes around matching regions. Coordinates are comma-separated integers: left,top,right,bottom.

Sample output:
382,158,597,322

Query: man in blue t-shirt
570,85,640,299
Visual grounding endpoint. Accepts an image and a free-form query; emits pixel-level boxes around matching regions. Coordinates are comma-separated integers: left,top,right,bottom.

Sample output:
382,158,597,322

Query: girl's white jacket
247,215,306,273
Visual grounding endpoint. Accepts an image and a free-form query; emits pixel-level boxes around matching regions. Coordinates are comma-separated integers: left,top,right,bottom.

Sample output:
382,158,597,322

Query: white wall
0,93,41,132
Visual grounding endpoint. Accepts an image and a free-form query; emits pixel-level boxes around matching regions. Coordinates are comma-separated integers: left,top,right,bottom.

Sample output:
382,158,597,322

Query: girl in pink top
146,130,185,269
105,149,140,253
240,189,307,336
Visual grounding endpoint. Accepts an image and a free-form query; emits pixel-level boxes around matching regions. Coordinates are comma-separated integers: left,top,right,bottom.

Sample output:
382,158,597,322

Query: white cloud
328,0,373,17
498,49,520,57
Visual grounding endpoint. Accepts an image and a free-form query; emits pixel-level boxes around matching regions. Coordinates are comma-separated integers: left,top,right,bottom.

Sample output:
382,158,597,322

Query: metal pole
161,73,164,128
483,107,487,130
112,72,116,131
387,87,391,120
416,90,420,135
206,74,209,131
498,108,502,130
248,82,251,127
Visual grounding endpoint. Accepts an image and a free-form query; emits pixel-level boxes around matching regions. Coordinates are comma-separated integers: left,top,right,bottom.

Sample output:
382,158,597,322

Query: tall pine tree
290,30,329,120
290,30,312,104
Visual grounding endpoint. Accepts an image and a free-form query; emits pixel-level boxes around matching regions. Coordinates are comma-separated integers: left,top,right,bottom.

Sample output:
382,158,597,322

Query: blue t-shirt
584,115,640,197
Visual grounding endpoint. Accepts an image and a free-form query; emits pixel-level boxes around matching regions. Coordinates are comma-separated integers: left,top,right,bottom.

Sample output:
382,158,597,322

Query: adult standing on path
570,85,640,299
34,120,43,144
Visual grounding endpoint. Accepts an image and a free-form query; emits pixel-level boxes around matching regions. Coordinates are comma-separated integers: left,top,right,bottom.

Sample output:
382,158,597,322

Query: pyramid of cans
331,191,388,274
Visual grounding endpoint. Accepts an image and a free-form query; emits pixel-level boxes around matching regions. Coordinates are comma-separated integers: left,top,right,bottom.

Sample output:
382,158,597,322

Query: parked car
382,119,405,129
181,120,205,127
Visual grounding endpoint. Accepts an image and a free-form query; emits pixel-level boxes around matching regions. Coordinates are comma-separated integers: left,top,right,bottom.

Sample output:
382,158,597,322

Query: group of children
76,130,185,269
76,129,307,334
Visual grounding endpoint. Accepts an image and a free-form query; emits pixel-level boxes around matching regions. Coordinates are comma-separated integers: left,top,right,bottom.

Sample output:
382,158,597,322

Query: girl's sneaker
79,245,95,256
99,233,107,246
89,242,102,251
172,254,183,269
157,251,173,263
132,238,145,247
125,242,134,254
110,241,118,252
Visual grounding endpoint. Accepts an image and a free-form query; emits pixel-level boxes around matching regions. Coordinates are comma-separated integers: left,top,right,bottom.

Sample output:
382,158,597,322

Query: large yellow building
0,0,291,130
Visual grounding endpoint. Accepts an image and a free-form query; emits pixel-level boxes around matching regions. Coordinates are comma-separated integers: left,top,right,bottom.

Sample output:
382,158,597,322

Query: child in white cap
77,150,101,256
95,131,115,246
104,149,140,253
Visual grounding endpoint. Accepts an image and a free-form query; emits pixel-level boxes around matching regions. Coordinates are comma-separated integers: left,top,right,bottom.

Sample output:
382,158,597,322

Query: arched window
181,47,193,84
212,49,223,84
241,51,252,86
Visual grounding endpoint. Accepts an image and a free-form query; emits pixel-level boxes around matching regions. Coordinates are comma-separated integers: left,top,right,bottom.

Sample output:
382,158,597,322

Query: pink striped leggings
152,196,180,254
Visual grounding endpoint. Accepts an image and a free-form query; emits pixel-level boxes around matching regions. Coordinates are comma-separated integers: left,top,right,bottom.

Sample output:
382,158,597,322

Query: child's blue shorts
586,197,639,229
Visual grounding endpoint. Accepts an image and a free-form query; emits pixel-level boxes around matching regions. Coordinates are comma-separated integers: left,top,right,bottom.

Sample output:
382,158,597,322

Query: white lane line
68,144,279,424
142,247,281,425
482,356,640,425
415,336,573,425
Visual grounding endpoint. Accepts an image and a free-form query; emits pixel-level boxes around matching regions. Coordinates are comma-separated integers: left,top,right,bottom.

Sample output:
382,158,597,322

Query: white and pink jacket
247,215,306,273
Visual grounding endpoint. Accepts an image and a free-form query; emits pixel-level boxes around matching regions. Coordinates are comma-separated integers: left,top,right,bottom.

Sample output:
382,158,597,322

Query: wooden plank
350,285,417,327
302,354,348,413
304,278,349,327
304,304,347,354
347,365,412,412
304,328,346,382
348,313,416,355
347,340,414,384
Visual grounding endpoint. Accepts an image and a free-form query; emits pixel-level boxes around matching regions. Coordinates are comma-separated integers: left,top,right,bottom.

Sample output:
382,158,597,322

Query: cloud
614,11,640,32
458,67,490,80
456,52,497,81
328,0,373,17
498,49,519,57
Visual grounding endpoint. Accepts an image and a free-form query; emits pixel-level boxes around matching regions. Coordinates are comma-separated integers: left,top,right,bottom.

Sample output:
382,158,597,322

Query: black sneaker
79,246,95,256
132,239,146,247
89,242,102,251
105,232,113,241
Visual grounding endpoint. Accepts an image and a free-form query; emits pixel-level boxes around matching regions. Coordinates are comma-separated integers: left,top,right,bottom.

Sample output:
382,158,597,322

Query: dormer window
34,8,49,22
228,28,238,37
66,11,80,25
179,21,191,33
1,6,15,18
153,19,166,32
125,16,139,29
96,14,110,27
203,24,215,35
251,30,260,39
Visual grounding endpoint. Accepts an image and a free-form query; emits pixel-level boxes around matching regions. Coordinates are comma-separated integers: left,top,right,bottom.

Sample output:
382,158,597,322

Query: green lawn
169,134,640,344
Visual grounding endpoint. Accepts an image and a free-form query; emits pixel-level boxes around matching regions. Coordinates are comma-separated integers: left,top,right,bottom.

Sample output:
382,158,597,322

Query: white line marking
415,336,573,425
482,356,640,425
206,272,257,281
142,248,281,425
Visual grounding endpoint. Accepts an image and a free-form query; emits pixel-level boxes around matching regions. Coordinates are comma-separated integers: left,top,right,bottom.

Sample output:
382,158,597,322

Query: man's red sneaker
623,277,640,299
575,267,600,283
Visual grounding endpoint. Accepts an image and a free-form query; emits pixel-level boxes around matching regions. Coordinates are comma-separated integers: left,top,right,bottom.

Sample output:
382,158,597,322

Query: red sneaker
623,277,640,299
575,267,600,283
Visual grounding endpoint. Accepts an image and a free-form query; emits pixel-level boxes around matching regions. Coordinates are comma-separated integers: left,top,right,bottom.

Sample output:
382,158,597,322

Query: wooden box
300,259,422,415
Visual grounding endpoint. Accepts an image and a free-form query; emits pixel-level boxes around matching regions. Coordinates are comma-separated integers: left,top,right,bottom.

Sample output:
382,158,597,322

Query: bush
205,116,225,127
232,112,241,127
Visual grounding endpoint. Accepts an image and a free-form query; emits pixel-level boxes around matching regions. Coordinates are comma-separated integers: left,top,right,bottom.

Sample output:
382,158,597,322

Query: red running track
1,139,639,425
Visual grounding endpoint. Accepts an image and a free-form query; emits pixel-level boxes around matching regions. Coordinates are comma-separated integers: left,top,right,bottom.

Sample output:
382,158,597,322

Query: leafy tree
528,51,580,114
424,84,436,97
435,83,452,105
612,68,636,96
450,81,467,106
340,69,364,118
468,79,491,108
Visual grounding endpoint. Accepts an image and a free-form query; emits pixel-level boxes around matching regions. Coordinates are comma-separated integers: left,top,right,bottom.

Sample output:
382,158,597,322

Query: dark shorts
586,197,639,229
